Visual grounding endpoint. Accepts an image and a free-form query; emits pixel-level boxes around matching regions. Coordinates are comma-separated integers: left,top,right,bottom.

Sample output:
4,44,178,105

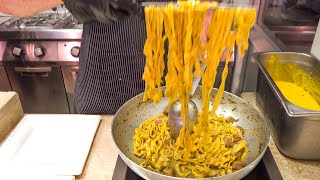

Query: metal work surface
0,39,80,113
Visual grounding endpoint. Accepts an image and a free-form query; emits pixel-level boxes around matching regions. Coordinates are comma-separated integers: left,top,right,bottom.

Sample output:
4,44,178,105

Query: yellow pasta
136,1,256,178
143,7,166,103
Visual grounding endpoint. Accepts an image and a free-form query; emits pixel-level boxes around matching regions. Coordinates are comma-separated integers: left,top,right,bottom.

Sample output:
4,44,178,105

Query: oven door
4,62,69,113
61,65,78,114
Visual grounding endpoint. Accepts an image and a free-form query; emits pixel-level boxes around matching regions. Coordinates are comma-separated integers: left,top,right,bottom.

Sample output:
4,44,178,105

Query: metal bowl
112,87,270,179
254,52,320,160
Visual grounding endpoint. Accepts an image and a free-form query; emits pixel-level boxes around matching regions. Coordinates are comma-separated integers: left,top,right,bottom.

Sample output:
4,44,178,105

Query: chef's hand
63,0,140,24
200,0,222,45
201,9,214,45
201,0,228,60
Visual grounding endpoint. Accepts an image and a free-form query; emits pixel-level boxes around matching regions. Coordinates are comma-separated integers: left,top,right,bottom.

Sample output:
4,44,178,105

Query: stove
112,148,283,180
15,13,68,29
0,6,82,113
0,6,82,40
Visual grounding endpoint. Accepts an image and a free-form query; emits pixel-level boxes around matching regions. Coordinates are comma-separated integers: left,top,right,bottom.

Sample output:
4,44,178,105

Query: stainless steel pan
112,87,270,179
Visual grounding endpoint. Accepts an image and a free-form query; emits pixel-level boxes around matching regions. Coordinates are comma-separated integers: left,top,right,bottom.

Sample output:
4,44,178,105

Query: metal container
253,52,320,160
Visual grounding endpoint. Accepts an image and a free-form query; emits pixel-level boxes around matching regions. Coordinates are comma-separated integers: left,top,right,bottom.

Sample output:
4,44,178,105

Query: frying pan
112,87,270,179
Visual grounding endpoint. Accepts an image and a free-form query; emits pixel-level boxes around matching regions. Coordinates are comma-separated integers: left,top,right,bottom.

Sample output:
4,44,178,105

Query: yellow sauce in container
275,81,320,111
265,55,320,111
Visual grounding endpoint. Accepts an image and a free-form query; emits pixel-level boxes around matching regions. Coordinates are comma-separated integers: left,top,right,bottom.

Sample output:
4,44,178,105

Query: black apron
74,15,147,114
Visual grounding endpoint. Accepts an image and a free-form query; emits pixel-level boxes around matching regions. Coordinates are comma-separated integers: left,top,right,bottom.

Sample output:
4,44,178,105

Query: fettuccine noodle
135,1,256,178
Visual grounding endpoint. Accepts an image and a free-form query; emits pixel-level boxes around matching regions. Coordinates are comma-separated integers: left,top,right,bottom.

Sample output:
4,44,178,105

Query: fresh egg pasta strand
136,2,256,178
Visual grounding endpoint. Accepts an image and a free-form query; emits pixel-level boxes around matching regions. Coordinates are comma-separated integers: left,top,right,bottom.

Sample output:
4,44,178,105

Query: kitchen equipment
0,6,82,113
0,17,12,25
0,114,101,175
168,99,198,139
0,6,82,32
0,40,81,114
168,65,205,139
5,59,69,113
253,52,320,159
112,87,270,179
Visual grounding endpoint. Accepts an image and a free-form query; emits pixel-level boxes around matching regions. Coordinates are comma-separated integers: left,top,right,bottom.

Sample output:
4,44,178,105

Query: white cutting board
0,114,101,176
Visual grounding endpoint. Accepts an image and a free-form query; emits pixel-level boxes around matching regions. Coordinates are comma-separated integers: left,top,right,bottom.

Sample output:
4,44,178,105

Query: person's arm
63,0,139,24
0,0,137,24
0,0,63,17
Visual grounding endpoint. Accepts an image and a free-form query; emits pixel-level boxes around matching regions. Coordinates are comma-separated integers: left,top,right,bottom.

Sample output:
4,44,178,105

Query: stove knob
70,46,80,58
12,47,22,57
34,47,45,57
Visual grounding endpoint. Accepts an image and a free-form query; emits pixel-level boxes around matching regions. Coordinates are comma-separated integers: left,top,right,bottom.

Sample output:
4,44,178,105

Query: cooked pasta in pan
135,1,256,178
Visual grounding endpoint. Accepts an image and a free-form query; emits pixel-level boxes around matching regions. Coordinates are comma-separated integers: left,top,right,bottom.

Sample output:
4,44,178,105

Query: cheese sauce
276,81,320,111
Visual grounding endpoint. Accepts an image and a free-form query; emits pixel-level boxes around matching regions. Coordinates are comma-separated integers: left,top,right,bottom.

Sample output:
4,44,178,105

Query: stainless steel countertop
0,29,82,40
250,25,282,52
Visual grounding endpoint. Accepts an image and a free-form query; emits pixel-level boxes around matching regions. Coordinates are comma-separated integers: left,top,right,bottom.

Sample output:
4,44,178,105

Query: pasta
143,6,166,103
134,113,248,177
135,1,256,178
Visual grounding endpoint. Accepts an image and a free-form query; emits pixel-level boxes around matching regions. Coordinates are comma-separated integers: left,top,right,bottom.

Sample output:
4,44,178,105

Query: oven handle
14,67,52,73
